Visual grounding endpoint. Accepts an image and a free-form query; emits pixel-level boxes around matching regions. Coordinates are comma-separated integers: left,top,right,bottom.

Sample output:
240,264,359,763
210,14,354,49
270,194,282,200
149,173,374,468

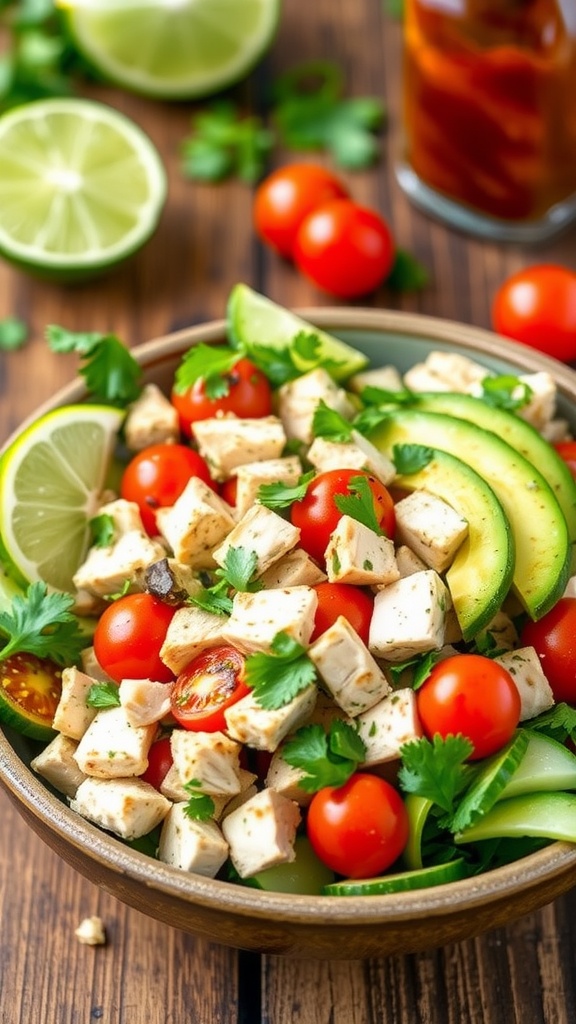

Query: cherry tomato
310,581,374,645
521,597,576,705
492,264,576,363
291,468,396,565
93,593,176,684
293,198,395,298
220,476,237,506
554,440,576,481
141,736,173,790
171,357,273,438
170,645,249,732
306,773,409,878
120,443,215,535
253,163,349,258
416,654,521,761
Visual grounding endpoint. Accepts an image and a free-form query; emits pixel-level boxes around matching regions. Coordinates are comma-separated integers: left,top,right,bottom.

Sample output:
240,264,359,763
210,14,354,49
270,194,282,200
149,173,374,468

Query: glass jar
396,0,576,242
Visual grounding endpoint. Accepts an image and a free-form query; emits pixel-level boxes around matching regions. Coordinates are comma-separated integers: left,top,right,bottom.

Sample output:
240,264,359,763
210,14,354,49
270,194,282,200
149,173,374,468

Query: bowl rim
2,304,576,928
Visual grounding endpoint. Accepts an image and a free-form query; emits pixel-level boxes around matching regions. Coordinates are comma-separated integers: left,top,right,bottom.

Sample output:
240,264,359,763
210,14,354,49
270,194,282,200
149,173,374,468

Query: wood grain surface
1,2,576,1021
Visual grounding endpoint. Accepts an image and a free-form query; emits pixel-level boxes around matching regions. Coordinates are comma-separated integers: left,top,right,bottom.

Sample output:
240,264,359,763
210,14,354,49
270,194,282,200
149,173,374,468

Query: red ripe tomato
521,597,576,704
93,593,176,684
141,736,173,790
416,654,521,760
554,441,576,481
253,163,349,258
290,468,395,565
310,581,374,645
492,264,576,363
220,476,237,506
170,645,249,732
306,773,409,878
293,198,395,298
171,357,273,438
120,443,215,535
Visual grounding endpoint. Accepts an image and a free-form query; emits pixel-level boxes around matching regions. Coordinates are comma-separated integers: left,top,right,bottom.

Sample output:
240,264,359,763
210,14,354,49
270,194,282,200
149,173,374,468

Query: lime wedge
0,405,124,594
57,0,281,100
227,283,369,382
0,98,167,281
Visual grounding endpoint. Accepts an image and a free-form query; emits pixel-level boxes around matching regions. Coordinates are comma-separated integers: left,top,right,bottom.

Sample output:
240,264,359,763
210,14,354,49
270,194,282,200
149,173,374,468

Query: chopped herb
393,443,435,475
359,384,414,407
180,101,274,184
312,400,353,442
283,719,366,792
172,343,242,397
244,632,317,710
0,581,86,666
190,587,233,617
385,249,428,292
527,703,576,746
0,317,27,351
86,682,121,710
257,470,315,510
398,734,474,815
389,650,442,689
182,779,215,821
214,546,262,594
46,325,142,405
89,513,115,549
479,375,533,411
334,474,384,534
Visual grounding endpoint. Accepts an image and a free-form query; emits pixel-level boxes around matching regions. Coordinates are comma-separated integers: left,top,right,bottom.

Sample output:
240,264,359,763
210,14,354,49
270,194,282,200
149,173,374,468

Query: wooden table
1,3,576,1021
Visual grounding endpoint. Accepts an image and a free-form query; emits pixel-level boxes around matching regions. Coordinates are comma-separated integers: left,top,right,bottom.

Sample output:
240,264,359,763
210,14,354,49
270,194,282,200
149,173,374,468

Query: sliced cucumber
243,836,336,894
394,447,514,640
403,793,434,870
227,283,369,382
450,731,529,834
498,731,576,800
455,791,576,844
371,408,571,620
323,858,468,896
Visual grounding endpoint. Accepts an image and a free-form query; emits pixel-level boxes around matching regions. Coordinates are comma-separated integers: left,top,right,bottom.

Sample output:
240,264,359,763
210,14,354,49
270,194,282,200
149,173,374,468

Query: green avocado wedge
410,392,576,572
370,408,571,621
393,447,514,640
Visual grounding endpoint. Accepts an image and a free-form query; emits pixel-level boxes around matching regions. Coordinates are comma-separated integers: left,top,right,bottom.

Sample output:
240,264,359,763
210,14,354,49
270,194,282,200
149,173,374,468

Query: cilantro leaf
89,513,115,549
0,581,86,666
385,249,429,292
393,443,434,475
244,632,317,710
86,682,121,709
214,546,262,594
526,703,576,746
312,400,353,442
359,385,414,407
173,343,243,396
479,375,533,411
398,734,474,814
257,470,315,510
389,649,441,689
334,474,384,534
283,719,366,792
182,779,216,821
180,101,274,184
189,587,233,617
46,326,142,405
0,317,27,351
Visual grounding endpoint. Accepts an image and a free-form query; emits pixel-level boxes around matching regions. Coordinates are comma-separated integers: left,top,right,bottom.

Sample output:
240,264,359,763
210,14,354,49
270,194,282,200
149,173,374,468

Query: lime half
0,405,124,593
58,0,281,100
0,98,167,281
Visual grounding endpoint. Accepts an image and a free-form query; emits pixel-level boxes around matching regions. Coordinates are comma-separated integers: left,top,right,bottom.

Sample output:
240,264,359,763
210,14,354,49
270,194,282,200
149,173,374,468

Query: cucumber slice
227,283,369,382
498,730,576,799
371,408,571,620
403,793,434,870
393,447,514,640
323,858,468,896
243,836,336,894
449,731,529,834
455,791,576,844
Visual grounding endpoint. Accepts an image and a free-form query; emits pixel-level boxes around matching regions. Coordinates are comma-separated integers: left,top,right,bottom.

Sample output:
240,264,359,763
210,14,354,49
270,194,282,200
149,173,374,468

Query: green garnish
182,779,216,821
257,471,315,510
0,317,27,351
282,720,367,792
398,734,475,816
46,326,142,405
334,474,384,534
86,683,121,710
393,443,435,475
89,513,115,549
0,582,86,667
312,400,353,442
245,632,317,710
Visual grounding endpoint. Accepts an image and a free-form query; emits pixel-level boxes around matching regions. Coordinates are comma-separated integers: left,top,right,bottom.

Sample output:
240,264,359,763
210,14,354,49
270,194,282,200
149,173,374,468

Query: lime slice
227,283,370,382
0,98,167,281
57,0,281,100
0,405,124,594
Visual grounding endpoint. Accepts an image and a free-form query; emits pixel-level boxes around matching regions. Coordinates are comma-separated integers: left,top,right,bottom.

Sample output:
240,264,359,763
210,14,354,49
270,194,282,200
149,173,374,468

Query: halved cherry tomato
306,773,409,878
290,468,395,565
171,357,272,438
0,652,62,741
416,654,521,760
293,198,395,298
120,443,215,535
554,440,576,481
170,645,249,732
141,736,173,790
253,163,349,258
310,581,374,644
492,264,576,363
521,597,576,705
93,593,176,684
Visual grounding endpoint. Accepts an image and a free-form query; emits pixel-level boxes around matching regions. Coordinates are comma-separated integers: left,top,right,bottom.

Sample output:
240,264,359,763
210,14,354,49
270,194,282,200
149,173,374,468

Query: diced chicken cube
394,544,429,579
394,490,469,574
348,365,404,394
234,455,302,518
306,437,395,486
357,688,423,765
119,678,172,727
170,729,242,796
564,575,576,598
224,685,317,752
158,805,229,877
368,570,449,662
191,415,286,481
495,646,555,721
221,788,301,878
155,477,235,569
308,615,391,716
123,383,180,450
277,367,355,444
73,499,166,598
258,548,327,589
80,646,114,683
52,666,99,740
473,610,519,653
70,776,171,840
73,706,157,779
404,351,489,393
75,916,107,946
222,586,318,654
514,373,557,432
159,604,230,675
265,748,312,807
31,733,88,798
324,515,400,586
212,504,300,579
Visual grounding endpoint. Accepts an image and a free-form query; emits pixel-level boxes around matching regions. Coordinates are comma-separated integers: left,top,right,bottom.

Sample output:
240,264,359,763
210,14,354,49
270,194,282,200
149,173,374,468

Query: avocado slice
370,409,571,620
410,392,576,571
393,447,514,640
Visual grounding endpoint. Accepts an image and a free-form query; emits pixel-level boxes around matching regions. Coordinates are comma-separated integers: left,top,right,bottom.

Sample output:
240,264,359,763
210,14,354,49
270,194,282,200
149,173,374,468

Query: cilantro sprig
172,343,245,398
244,632,317,710
283,719,367,792
334,474,384,534
190,547,262,617
46,326,142,405
393,443,435,475
0,581,86,667
398,734,475,818
478,375,533,411
182,779,216,821
257,470,315,511
86,682,121,710
312,401,354,442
